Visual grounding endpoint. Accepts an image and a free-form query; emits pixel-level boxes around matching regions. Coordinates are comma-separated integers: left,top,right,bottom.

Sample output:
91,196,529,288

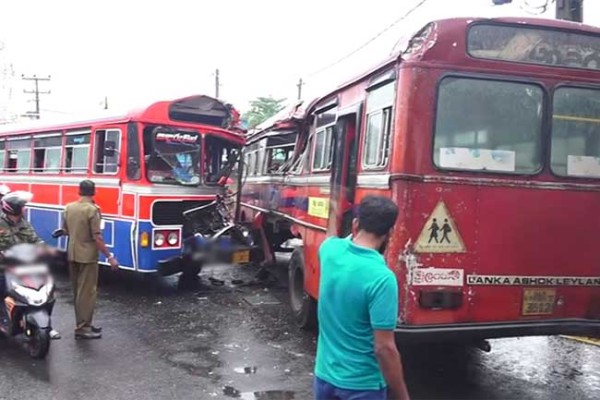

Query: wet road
0,260,598,400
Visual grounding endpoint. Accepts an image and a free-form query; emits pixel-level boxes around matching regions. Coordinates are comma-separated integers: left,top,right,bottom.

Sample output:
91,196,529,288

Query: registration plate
522,288,556,316
232,250,250,264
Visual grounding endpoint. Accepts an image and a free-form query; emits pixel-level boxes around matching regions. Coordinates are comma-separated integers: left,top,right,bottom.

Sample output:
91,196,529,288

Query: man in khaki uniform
62,180,118,339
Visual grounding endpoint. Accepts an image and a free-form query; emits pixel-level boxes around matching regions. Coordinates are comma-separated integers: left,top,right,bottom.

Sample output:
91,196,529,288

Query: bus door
328,103,362,236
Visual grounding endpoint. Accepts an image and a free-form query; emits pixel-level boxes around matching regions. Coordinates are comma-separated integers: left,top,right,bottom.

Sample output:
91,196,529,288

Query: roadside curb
560,336,600,347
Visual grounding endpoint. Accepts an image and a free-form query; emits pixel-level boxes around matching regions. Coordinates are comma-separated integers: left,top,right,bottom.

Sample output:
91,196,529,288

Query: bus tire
288,249,317,330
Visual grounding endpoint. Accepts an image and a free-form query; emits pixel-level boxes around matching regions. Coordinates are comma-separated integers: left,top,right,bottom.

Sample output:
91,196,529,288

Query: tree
242,96,286,129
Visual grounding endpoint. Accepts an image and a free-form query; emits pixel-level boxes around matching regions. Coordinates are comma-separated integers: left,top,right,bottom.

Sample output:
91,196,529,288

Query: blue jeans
314,377,387,400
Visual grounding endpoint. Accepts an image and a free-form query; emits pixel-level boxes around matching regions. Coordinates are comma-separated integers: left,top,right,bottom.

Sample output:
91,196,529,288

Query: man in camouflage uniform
0,191,61,339
62,180,118,340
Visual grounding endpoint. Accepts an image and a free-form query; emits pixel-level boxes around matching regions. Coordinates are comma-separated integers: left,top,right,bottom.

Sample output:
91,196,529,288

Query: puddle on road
223,386,295,399
243,293,281,306
234,366,258,374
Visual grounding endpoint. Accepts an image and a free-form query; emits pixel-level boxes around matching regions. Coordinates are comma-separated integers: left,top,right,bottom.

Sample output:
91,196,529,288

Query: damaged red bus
240,17,600,343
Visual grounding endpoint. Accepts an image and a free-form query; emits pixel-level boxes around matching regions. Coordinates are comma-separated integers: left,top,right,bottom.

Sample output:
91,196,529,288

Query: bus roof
0,94,246,136
246,97,322,142
308,16,600,115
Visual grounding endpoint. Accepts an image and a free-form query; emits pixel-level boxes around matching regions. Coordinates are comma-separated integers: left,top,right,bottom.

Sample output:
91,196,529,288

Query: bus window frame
549,82,600,180
32,133,62,174
93,128,122,176
64,130,91,174
0,139,6,172
361,79,396,171
6,136,33,174
311,124,335,173
431,72,548,177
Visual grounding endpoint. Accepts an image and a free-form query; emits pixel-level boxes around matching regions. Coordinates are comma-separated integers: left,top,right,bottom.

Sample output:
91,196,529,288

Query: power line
305,0,430,78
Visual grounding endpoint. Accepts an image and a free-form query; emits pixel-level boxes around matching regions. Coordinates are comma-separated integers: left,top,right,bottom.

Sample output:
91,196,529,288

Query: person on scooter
0,191,61,340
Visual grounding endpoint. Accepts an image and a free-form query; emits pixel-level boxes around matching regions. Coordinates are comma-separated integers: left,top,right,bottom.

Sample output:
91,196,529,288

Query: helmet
1,191,33,216
0,184,10,199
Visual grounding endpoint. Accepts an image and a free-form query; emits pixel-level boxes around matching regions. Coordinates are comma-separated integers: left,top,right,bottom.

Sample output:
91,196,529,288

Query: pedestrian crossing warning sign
415,201,465,253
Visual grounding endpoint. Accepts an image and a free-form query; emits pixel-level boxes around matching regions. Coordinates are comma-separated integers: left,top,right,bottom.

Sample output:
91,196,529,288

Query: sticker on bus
412,268,464,287
308,197,329,219
414,201,465,253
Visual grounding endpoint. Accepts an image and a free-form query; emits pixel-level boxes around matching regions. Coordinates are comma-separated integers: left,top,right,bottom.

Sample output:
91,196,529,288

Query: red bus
240,17,600,342
0,95,245,278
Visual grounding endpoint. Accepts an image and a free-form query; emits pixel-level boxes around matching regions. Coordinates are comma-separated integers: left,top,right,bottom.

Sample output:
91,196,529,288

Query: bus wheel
288,249,317,330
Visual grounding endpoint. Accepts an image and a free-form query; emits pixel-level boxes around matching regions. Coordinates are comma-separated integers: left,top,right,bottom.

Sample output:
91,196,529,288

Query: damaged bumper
157,245,264,276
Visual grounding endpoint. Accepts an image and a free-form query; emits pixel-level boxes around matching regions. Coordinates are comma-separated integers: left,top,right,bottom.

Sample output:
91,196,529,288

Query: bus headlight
154,232,166,247
167,232,178,246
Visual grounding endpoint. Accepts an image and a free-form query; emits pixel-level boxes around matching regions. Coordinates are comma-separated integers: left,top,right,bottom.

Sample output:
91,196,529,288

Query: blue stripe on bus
29,206,137,270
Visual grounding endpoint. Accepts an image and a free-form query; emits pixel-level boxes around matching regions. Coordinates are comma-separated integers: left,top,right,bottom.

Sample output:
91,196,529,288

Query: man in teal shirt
314,195,410,400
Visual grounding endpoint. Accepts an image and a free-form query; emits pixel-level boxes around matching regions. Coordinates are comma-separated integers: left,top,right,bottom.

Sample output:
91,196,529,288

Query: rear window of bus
433,77,543,174
551,87,600,178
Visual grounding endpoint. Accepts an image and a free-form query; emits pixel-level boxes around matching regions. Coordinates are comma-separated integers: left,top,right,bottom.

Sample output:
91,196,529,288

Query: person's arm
61,209,69,236
89,208,118,270
369,272,410,400
374,330,409,400
21,220,44,245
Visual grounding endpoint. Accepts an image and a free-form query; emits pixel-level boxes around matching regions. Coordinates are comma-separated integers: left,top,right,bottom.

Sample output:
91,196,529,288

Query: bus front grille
152,200,211,226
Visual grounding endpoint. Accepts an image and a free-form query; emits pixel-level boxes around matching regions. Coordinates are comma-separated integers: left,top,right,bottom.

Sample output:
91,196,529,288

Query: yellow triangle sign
415,201,465,253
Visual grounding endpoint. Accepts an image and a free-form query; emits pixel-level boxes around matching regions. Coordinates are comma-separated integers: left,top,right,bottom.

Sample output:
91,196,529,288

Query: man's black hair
357,195,398,237
79,180,96,197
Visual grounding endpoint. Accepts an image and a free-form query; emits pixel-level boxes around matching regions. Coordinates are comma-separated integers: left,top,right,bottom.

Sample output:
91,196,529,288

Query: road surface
0,261,598,399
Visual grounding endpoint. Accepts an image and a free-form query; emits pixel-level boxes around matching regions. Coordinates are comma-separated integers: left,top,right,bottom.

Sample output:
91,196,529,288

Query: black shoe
75,331,102,340
90,326,102,333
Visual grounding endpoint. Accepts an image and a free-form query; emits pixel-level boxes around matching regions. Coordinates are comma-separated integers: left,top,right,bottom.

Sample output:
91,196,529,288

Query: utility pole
296,78,304,100
215,68,220,98
556,0,583,22
104,96,108,110
22,74,51,119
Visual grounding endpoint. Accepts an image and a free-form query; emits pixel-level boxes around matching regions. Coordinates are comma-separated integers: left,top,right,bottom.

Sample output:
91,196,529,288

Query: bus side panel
28,206,61,247
31,183,60,205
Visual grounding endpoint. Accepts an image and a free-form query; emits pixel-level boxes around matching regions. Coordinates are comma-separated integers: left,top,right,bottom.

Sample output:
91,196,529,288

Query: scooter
0,243,56,359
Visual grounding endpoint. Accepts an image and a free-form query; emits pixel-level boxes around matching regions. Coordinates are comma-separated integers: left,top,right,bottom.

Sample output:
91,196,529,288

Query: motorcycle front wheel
27,328,50,359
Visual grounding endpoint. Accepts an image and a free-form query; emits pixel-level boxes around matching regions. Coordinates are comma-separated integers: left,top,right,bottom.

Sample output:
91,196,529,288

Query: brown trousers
69,262,99,332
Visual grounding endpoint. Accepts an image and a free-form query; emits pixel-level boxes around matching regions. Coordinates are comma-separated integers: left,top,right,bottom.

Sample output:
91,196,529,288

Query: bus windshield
144,127,201,186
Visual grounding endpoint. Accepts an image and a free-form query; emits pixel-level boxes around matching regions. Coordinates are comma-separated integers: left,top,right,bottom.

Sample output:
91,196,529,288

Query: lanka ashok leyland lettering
239,17,600,342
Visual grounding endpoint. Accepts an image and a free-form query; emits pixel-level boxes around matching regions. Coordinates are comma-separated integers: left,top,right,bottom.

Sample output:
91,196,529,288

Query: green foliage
242,96,286,129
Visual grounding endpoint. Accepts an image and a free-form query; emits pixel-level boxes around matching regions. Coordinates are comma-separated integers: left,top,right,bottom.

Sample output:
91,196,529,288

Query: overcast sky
0,0,599,121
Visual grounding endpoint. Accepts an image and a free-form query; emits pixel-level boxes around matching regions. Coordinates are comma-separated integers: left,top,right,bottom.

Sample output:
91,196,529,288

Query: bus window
126,123,141,180
143,125,201,186
312,127,334,171
33,135,62,173
363,82,394,169
65,133,90,174
551,87,600,178
94,129,121,174
6,138,31,173
434,77,543,174
265,133,296,174
0,141,5,171
205,137,239,184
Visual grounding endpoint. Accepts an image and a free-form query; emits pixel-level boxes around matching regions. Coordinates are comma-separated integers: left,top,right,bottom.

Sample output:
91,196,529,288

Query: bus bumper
394,319,600,343
157,245,264,276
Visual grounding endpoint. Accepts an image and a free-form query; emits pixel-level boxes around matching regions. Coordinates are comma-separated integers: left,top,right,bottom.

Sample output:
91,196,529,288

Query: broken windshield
143,126,201,186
